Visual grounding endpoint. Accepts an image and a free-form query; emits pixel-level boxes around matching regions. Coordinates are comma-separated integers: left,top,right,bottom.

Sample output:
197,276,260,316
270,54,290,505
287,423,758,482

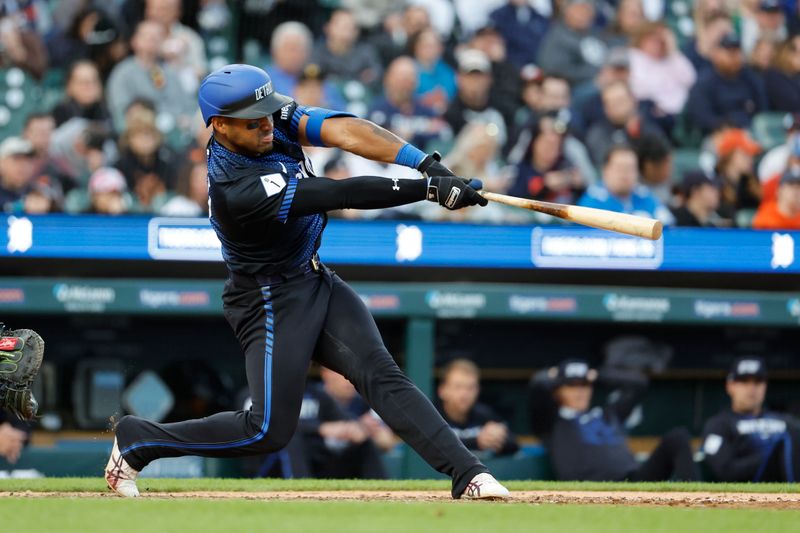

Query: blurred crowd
2,0,800,228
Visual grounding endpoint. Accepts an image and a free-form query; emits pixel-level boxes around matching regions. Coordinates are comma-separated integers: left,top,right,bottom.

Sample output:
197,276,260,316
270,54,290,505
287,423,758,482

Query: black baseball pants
627,427,700,481
115,266,487,497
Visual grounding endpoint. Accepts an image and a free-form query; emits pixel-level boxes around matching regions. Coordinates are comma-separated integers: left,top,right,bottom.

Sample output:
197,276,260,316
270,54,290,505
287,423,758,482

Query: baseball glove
0,325,44,420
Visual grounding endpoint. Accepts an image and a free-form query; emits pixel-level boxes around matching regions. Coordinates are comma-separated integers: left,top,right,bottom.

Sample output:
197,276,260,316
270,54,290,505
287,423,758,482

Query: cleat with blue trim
105,438,140,497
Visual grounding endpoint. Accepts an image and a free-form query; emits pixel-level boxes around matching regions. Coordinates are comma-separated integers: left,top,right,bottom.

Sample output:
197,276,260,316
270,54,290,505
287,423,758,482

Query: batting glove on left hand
417,151,455,178
427,176,488,210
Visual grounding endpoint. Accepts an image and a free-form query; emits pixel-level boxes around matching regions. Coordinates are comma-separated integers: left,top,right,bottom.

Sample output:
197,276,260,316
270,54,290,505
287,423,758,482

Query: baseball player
701,357,800,482
528,358,699,481
105,64,508,500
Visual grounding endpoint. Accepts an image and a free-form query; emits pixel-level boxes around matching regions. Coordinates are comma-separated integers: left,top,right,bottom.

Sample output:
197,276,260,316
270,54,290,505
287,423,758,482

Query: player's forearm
320,117,413,165
288,175,426,217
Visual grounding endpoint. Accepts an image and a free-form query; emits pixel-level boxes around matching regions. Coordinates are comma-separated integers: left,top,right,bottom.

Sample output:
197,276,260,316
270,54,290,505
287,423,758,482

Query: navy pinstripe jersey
207,101,325,276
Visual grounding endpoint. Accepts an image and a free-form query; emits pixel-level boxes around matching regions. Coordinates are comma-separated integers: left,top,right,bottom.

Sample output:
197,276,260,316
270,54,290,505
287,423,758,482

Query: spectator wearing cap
444,49,508,147
106,20,196,134
468,25,521,130
528,358,699,481
681,13,734,74
758,113,800,182
537,0,608,88
87,167,129,215
410,27,457,114
145,0,208,93
585,81,665,166
702,358,800,482
629,22,696,131
741,0,787,58
764,35,800,113
671,171,722,227
713,129,762,224
0,137,35,210
686,32,768,135
367,56,451,150
753,167,800,229
52,61,113,130
266,22,346,110
292,64,329,108
310,9,383,89
578,144,675,225
488,0,549,69
508,111,587,205
436,359,518,457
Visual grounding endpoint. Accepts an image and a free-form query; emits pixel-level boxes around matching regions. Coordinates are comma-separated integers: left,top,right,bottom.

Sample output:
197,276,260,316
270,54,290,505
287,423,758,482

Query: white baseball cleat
461,472,510,500
105,438,140,497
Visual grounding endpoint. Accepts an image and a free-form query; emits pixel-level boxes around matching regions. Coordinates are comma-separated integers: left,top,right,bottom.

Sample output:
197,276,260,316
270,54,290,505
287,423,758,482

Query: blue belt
229,254,322,287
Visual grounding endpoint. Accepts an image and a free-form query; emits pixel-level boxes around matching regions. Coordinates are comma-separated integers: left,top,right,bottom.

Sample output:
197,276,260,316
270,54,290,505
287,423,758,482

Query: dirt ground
1,490,799,508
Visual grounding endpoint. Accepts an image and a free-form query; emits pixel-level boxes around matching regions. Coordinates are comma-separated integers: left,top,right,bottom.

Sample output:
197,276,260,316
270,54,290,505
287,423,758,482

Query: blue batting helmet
198,64,292,127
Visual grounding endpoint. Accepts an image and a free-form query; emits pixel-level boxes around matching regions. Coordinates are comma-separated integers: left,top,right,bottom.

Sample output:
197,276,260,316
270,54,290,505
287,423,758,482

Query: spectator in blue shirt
686,32,768,135
488,0,549,69
367,56,452,150
578,144,674,224
411,27,458,114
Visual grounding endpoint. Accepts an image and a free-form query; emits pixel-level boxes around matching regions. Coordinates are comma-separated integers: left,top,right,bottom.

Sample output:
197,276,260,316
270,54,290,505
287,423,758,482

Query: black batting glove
417,151,456,178
427,176,488,210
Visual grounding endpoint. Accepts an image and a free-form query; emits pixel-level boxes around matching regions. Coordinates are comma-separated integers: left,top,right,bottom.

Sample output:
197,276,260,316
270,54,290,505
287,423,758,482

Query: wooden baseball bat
479,191,663,240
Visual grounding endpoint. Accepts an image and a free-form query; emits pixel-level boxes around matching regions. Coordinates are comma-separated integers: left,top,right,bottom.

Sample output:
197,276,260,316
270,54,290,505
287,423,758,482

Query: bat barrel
479,191,663,240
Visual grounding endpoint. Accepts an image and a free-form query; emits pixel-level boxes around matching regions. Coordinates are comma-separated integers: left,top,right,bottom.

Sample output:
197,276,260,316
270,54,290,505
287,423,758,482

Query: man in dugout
528,358,700,481
702,357,800,482
435,359,519,456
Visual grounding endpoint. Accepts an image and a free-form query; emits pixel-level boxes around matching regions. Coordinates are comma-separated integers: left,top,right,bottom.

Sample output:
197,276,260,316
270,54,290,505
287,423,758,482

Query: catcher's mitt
0,325,44,420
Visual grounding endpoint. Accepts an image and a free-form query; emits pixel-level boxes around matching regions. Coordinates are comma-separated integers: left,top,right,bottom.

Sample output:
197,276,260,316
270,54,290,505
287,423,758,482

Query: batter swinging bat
479,191,663,241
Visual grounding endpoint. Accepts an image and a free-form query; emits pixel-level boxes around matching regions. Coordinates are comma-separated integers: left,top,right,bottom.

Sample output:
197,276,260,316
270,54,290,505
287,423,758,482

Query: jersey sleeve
273,102,356,146
218,168,298,227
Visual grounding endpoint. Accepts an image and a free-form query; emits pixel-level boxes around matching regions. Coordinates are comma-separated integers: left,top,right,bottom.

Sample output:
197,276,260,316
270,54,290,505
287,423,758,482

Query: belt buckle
310,254,321,272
